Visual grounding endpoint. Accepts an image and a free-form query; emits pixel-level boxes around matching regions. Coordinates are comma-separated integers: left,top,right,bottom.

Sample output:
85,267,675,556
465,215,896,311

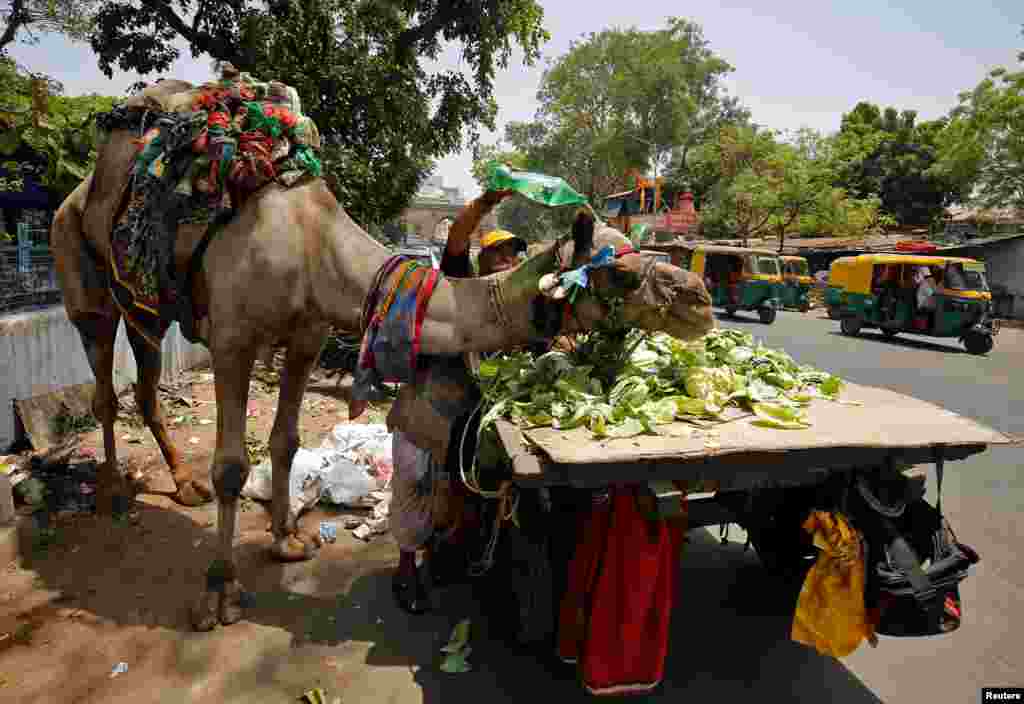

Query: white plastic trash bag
240,424,395,515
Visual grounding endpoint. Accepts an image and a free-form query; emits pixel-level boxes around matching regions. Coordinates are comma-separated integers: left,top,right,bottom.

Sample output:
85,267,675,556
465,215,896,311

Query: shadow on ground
4,498,883,703
824,329,966,355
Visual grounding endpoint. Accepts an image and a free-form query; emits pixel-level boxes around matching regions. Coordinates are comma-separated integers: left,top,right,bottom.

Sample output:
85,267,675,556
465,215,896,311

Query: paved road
715,309,1024,703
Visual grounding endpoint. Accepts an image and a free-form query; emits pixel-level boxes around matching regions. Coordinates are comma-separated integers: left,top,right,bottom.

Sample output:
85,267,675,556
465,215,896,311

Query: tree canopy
831,101,958,226
494,17,745,204
88,0,549,225
1,0,98,53
930,37,1024,211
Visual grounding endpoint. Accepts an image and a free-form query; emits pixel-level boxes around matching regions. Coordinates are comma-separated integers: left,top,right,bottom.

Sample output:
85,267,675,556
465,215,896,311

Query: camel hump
122,79,200,114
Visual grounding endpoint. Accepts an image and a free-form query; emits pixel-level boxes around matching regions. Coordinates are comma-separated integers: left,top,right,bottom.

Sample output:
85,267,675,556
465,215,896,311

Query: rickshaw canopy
843,254,988,297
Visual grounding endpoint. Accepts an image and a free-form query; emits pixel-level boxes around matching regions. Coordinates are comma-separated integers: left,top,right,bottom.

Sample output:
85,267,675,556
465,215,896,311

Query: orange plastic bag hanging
791,511,876,658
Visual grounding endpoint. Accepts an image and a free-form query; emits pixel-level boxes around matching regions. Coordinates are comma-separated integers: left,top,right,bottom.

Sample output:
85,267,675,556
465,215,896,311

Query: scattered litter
439,618,473,672
350,493,391,542
241,424,394,524
440,647,472,673
299,688,339,704
342,517,363,529
189,437,200,445
110,662,128,678
441,619,471,654
319,522,338,544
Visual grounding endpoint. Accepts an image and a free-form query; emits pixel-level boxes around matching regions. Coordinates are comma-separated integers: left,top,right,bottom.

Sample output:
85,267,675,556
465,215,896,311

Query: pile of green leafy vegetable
475,328,846,439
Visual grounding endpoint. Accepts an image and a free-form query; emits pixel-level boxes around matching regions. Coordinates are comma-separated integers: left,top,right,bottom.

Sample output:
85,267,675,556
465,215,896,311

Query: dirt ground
0,358,415,703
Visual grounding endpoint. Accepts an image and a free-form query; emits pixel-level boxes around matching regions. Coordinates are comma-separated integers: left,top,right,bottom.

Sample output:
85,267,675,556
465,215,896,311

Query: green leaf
751,402,811,429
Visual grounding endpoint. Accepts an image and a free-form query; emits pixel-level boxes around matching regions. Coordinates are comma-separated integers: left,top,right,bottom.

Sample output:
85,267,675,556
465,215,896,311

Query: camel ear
571,209,595,269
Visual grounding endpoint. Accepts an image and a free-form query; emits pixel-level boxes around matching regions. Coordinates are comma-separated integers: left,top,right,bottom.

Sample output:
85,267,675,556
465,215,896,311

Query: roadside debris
440,619,473,673
241,424,393,525
110,662,128,678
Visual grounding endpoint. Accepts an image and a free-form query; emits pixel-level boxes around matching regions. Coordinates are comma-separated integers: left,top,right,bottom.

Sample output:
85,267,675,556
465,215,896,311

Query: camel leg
191,349,255,631
124,326,213,506
73,314,127,515
269,323,329,561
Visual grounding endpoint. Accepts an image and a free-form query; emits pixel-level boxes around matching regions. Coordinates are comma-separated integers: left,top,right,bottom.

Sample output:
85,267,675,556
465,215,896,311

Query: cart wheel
840,317,862,336
758,306,777,325
964,332,994,355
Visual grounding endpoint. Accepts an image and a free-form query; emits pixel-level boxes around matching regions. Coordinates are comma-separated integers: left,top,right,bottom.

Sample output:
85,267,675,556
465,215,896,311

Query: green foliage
692,125,889,246
0,57,115,201
0,0,99,53
490,17,744,204
930,39,1024,211
88,0,550,226
833,101,959,225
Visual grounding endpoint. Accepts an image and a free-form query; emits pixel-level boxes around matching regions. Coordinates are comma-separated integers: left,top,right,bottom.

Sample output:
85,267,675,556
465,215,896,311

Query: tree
1,0,98,53
695,124,889,247
930,30,1024,211
497,17,743,204
834,101,959,225
89,0,549,226
1,57,115,202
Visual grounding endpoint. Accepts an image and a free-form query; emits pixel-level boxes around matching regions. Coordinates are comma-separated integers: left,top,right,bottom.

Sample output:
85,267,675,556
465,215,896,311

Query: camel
50,77,714,631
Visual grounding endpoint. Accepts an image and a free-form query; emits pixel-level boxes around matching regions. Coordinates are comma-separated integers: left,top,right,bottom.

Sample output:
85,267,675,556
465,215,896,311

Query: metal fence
0,222,62,315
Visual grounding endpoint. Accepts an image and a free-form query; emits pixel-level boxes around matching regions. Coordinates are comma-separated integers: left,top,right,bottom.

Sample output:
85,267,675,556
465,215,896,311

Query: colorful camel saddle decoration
103,71,323,349
352,256,443,403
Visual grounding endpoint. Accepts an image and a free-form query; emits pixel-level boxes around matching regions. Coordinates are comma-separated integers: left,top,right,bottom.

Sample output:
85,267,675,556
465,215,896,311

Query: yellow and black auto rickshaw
689,245,783,324
834,254,999,355
824,256,855,319
779,255,814,312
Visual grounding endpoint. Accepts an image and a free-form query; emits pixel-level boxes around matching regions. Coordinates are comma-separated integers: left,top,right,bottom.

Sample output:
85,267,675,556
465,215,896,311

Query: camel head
496,210,715,343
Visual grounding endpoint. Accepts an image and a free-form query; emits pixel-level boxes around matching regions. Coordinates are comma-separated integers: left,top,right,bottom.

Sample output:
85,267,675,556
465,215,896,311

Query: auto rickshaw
824,256,855,319
779,255,814,312
834,254,999,355
689,245,783,324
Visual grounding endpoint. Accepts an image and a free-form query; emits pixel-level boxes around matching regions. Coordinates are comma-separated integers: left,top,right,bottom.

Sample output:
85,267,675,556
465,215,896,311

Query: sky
6,0,1022,200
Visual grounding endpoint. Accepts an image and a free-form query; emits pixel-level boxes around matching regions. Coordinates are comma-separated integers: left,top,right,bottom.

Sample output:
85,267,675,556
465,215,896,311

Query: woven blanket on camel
352,255,443,403
104,72,323,350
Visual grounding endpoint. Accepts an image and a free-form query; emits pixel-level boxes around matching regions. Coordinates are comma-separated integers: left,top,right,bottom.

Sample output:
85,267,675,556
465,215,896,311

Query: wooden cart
478,381,1014,646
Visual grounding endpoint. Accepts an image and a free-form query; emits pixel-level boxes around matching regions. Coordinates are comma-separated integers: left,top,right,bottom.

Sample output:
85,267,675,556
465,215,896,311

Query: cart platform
495,382,1014,489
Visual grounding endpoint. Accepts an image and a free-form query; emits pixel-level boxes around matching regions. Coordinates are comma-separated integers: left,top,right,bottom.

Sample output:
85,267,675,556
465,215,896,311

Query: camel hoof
270,534,320,562
173,481,213,507
219,580,247,625
191,590,221,632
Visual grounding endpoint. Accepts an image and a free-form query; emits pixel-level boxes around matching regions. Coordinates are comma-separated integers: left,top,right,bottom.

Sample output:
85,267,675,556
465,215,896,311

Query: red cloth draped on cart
557,485,686,696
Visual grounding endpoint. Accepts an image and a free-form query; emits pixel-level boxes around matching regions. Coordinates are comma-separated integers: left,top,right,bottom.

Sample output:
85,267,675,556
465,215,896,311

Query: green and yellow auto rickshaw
689,245,783,324
825,256,855,319
779,255,814,312
835,254,999,355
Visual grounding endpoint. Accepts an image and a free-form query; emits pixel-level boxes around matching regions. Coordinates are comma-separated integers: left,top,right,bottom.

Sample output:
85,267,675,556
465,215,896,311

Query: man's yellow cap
480,229,527,252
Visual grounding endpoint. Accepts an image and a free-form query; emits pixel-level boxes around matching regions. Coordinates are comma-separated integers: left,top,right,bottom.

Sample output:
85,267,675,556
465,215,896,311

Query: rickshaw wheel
840,317,862,336
758,307,777,324
964,332,994,355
